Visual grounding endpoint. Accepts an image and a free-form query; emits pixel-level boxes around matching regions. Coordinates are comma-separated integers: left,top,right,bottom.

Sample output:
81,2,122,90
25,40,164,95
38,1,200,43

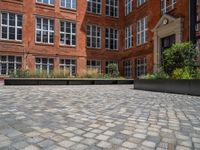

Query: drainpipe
189,0,197,44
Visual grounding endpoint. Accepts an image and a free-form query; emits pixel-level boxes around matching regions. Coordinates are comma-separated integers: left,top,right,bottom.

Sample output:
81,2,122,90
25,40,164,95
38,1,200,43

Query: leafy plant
106,63,119,78
140,70,170,80
172,67,193,79
163,42,199,75
79,68,101,78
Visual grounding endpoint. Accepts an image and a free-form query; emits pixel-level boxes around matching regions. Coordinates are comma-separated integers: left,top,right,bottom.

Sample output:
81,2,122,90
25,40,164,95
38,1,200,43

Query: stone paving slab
0,85,200,150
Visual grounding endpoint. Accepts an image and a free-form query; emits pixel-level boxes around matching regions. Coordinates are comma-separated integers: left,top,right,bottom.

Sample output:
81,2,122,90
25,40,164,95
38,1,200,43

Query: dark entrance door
161,34,176,66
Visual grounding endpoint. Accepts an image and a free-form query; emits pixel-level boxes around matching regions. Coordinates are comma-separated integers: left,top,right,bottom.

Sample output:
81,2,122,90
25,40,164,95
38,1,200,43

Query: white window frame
60,58,76,77
106,0,119,18
36,0,54,5
124,60,132,78
87,0,102,14
125,25,133,49
125,0,133,16
136,57,147,77
0,55,22,75
0,12,22,41
105,27,118,50
60,0,77,10
36,17,54,44
87,60,101,73
137,0,146,7
60,20,76,46
35,57,54,75
161,0,176,14
87,25,101,48
137,16,148,46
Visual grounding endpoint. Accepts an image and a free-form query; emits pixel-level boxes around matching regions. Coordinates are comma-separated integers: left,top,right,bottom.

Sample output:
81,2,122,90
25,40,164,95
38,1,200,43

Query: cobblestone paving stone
0,84,200,150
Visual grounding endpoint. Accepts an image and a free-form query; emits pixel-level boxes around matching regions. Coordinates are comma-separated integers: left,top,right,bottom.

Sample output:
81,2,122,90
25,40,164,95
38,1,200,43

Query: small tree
107,63,119,78
163,42,199,75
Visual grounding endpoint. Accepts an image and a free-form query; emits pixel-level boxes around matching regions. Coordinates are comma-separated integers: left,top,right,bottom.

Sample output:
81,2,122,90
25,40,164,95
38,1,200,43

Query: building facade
0,0,197,78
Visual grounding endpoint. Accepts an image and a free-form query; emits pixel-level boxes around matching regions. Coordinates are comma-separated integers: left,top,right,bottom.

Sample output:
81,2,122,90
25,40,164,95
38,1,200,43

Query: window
0,12,22,41
137,16,148,45
125,0,133,16
35,58,54,74
87,25,101,48
0,56,22,75
60,21,76,46
196,16,199,32
136,57,147,77
87,60,101,72
105,28,118,50
161,0,176,14
106,61,118,74
36,17,54,44
36,0,54,5
87,0,101,14
125,25,133,49
137,0,146,7
60,59,76,76
61,0,76,9
124,60,132,78
106,0,119,17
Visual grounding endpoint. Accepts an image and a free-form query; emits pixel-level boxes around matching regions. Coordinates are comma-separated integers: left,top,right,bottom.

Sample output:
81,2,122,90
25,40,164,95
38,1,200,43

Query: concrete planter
4,78,134,86
134,79,200,96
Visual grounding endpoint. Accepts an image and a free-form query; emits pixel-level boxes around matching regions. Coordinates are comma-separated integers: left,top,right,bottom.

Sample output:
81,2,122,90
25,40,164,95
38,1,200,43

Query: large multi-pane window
0,12,22,41
136,57,147,77
137,0,146,7
87,25,101,48
124,60,132,78
161,0,176,14
125,25,133,49
0,56,22,75
35,58,54,74
87,60,101,72
105,28,118,50
61,0,76,9
87,0,101,14
60,21,76,46
125,0,133,16
137,16,148,45
106,0,119,17
36,0,54,5
60,59,76,76
36,17,54,44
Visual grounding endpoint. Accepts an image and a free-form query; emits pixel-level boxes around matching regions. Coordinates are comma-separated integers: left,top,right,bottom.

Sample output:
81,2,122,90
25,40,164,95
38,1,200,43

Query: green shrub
163,42,199,75
140,70,170,80
79,68,101,78
195,68,200,79
172,67,193,79
106,63,119,78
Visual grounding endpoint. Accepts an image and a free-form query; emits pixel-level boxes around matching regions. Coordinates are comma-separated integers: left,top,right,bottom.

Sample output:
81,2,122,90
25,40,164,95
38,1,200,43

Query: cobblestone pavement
0,85,200,150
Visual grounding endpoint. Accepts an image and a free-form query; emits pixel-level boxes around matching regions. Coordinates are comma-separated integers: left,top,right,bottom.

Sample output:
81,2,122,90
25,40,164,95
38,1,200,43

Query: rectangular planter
134,79,200,96
4,78,134,86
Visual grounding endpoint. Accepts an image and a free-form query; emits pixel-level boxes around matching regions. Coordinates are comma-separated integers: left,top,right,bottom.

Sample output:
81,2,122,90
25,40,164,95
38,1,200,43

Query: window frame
36,0,55,6
125,25,133,49
86,24,101,49
105,0,119,18
125,0,133,16
0,12,23,41
35,57,54,75
87,59,102,73
105,27,118,50
60,0,77,10
87,0,102,15
0,55,22,75
35,17,54,44
136,57,147,77
59,58,77,77
137,16,148,46
60,20,76,46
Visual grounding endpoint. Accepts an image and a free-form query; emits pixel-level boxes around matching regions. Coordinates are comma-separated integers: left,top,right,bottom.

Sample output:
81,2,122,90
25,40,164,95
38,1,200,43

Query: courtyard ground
0,84,200,150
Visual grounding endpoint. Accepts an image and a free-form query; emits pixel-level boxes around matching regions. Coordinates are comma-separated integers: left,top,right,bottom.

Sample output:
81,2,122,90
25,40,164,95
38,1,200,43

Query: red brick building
0,0,198,78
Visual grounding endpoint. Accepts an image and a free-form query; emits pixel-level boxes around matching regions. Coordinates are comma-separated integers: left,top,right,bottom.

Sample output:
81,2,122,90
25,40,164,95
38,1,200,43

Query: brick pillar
54,57,60,72
25,54,35,72
77,57,86,76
